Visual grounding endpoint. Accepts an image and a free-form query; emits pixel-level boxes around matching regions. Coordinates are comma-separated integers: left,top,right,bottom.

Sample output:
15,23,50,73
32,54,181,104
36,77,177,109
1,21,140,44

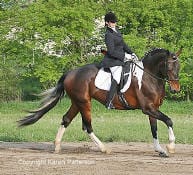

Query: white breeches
110,66,122,84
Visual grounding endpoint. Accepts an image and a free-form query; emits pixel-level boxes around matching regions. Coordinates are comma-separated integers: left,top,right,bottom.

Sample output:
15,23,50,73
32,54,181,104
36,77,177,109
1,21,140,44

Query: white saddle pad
95,61,144,93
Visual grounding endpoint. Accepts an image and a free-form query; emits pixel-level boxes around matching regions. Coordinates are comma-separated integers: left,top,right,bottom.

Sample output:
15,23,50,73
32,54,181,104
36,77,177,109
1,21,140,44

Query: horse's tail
18,74,66,127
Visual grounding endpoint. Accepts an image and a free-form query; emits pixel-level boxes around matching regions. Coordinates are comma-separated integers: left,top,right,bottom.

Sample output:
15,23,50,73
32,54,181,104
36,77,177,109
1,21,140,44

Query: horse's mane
143,48,168,60
144,48,167,58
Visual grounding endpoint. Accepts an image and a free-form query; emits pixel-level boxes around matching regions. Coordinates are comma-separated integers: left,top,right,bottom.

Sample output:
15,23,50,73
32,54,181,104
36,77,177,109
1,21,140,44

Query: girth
118,93,134,110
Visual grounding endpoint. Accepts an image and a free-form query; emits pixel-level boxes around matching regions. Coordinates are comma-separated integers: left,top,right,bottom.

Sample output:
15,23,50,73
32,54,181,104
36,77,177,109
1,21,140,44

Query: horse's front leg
166,126,175,154
143,106,176,156
149,117,168,157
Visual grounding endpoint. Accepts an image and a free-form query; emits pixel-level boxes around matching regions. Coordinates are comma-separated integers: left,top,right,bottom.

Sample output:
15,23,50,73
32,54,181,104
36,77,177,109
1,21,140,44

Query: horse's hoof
54,146,61,154
101,147,111,154
54,150,60,154
166,144,175,154
159,152,169,158
105,148,111,154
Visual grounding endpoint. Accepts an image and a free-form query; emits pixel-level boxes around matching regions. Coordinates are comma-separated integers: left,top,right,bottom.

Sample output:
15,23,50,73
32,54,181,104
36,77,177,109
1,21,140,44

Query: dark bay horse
18,48,182,157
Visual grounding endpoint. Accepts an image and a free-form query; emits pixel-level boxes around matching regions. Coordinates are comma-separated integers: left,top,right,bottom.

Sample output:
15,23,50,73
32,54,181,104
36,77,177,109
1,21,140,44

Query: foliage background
0,0,193,102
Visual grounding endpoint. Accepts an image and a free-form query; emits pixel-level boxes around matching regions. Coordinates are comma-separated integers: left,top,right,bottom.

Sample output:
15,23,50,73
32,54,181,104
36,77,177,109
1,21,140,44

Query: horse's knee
166,118,173,128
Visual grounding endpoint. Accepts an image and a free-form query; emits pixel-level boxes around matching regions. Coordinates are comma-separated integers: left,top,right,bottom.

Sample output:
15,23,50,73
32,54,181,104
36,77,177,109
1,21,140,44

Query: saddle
119,61,132,91
95,50,144,109
100,49,132,91
118,61,134,109
102,61,132,89
95,62,134,109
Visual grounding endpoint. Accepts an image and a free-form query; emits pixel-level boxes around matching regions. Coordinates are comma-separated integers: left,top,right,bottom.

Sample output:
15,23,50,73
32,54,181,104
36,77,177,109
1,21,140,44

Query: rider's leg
106,66,122,109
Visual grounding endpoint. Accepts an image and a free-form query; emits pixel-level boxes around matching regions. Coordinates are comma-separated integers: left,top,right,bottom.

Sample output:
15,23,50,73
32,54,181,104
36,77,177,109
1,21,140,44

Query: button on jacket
101,27,133,68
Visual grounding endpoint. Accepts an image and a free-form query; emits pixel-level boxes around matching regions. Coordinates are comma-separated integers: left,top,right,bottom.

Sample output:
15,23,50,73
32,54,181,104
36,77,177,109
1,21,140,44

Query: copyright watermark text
18,158,95,166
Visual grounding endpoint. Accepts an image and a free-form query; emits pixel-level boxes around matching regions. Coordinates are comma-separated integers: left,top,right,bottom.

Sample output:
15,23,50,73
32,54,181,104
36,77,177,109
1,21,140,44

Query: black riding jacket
101,27,133,68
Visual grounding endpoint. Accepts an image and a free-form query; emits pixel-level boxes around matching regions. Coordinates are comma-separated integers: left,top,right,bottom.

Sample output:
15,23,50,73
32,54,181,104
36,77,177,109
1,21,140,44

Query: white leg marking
54,126,66,153
166,127,175,154
89,132,110,153
153,138,167,154
168,127,175,142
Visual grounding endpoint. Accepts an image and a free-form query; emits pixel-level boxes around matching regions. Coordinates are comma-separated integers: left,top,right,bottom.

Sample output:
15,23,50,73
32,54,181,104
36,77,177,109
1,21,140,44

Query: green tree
0,0,193,101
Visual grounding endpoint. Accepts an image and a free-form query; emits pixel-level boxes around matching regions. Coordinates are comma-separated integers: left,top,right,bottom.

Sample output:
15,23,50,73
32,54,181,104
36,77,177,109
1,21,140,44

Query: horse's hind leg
54,102,79,153
82,118,87,133
78,101,110,153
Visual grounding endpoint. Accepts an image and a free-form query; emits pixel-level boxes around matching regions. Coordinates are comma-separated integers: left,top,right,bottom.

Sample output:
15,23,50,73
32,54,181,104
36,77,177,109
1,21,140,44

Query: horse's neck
143,54,164,75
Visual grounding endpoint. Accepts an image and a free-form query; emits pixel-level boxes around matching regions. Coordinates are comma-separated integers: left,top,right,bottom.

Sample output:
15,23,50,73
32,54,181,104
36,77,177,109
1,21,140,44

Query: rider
101,12,138,109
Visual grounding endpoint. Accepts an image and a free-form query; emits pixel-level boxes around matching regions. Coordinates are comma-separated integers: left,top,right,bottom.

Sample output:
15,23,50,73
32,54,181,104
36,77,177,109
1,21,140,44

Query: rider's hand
124,53,132,62
131,53,139,61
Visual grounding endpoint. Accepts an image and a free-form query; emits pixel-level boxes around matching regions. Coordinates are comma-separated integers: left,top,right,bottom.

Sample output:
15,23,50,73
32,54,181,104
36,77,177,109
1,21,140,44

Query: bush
0,64,21,102
19,77,42,101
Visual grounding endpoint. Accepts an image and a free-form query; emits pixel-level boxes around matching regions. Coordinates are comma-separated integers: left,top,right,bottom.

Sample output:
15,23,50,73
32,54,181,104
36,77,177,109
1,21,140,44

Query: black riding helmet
104,12,117,23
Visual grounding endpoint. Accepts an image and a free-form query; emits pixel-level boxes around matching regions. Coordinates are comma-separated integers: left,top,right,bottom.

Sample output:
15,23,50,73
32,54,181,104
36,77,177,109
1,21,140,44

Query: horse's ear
176,47,183,57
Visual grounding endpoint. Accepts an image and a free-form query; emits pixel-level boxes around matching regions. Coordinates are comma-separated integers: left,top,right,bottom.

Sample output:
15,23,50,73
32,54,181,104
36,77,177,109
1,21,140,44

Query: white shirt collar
111,27,117,32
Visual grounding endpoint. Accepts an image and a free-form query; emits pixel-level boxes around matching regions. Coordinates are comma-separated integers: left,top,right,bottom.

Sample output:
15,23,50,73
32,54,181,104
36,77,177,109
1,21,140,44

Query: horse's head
166,48,182,93
143,48,181,93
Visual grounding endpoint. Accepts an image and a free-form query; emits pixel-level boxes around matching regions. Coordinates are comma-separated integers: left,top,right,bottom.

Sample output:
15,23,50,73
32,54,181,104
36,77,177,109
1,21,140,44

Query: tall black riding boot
105,79,118,109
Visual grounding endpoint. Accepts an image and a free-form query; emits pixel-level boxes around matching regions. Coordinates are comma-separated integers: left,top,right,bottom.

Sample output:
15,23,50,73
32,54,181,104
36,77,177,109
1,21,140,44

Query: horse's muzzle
169,80,180,93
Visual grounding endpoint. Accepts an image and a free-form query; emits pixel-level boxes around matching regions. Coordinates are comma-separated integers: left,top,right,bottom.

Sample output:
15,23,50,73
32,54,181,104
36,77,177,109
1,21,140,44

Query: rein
100,49,179,83
131,58,179,83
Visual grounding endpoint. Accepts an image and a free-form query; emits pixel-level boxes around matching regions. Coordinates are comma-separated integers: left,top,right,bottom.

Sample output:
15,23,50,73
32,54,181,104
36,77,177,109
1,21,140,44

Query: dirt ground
0,141,193,175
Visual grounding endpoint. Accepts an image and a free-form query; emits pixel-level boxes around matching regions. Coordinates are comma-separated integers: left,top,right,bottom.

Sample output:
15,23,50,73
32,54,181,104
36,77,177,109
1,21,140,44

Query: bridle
165,57,179,81
131,56,179,83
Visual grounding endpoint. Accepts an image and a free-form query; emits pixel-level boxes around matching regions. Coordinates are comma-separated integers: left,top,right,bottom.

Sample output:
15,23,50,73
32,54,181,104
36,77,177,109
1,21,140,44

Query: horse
18,47,182,157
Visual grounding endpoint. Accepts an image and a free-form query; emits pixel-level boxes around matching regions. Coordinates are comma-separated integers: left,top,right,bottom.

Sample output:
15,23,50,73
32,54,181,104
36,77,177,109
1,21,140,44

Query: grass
0,99,193,144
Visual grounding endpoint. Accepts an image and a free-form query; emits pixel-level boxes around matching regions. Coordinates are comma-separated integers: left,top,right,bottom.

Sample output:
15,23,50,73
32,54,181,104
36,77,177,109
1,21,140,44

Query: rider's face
106,21,116,28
